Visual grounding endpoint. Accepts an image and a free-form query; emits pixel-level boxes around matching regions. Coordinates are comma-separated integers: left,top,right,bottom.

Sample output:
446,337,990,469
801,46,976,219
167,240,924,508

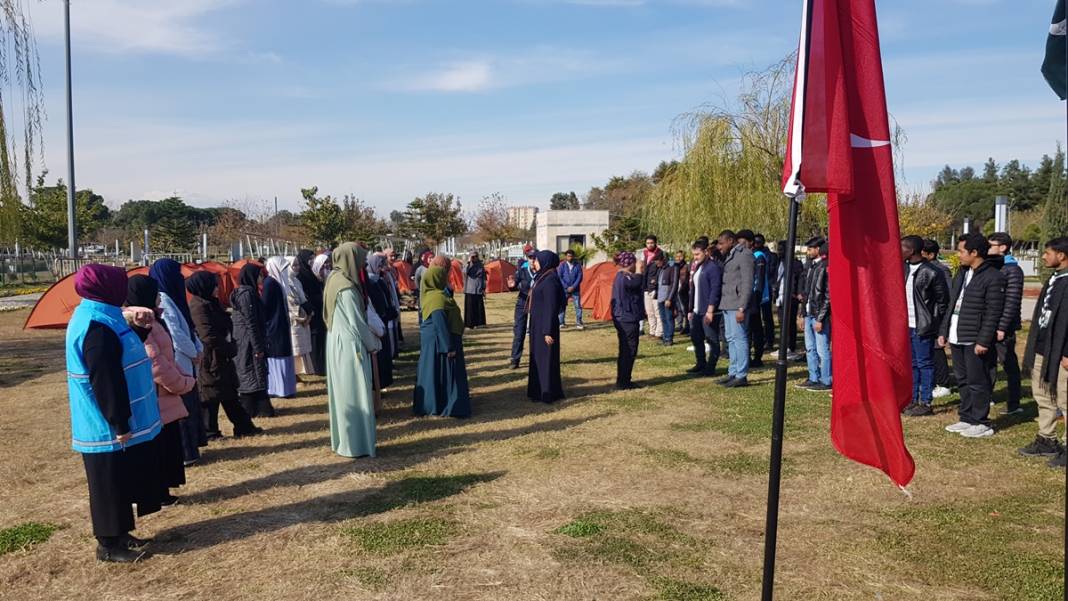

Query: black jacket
940,262,1006,347
801,259,830,322
987,255,1024,333
1023,271,1068,393
230,285,269,394
906,260,950,338
189,295,240,404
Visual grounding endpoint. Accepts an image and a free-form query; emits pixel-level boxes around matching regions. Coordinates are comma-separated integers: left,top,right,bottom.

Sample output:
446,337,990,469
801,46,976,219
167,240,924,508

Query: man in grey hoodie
716,229,754,387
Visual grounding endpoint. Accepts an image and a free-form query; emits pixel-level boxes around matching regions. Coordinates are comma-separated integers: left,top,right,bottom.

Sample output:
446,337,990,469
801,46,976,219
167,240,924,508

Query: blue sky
23,0,1065,215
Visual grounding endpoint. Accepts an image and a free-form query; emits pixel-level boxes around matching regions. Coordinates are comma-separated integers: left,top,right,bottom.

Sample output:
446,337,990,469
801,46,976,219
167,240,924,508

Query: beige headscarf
324,243,367,329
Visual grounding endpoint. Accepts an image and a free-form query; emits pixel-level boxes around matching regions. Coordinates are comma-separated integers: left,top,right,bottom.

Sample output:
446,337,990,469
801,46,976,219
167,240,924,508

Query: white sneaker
686,345,696,352
944,421,971,433
705,343,712,353
576,324,585,331
959,424,995,438
932,386,951,399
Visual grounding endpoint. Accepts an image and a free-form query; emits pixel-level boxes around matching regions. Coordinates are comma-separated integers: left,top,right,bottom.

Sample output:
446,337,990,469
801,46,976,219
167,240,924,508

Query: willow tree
0,1,44,244
642,54,827,246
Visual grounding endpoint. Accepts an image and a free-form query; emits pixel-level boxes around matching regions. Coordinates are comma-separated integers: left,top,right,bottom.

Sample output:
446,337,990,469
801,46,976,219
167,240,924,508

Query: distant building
535,209,610,263
507,206,539,230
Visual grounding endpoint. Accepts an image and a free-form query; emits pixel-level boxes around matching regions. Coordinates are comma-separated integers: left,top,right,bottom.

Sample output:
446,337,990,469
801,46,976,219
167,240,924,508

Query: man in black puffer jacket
939,234,1006,439
901,236,950,417
986,232,1024,414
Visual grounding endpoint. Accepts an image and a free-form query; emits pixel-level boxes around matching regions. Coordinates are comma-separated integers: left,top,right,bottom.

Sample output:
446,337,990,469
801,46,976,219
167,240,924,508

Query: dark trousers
203,395,257,436
690,313,721,374
511,302,528,364
950,344,997,425
676,293,690,334
761,301,775,350
909,329,936,405
614,318,640,386
778,301,799,352
748,306,766,361
990,333,1022,411
933,345,953,387
178,389,206,462
239,390,275,418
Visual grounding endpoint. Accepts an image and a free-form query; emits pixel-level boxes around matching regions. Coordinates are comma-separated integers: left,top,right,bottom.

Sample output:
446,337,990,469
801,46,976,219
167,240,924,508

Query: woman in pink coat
125,275,194,506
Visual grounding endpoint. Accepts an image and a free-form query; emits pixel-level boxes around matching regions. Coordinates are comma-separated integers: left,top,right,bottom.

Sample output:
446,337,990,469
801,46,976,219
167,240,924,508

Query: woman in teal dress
413,266,471,418
324,243,382,458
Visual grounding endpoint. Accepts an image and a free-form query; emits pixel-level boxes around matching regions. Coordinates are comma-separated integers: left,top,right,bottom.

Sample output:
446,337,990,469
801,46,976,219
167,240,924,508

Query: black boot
96,543,148,563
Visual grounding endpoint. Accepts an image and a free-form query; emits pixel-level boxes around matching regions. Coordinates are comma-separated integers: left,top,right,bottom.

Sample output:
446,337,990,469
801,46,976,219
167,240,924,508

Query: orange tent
25,263,212,330
579,261,618,322
393,261,415,293
449,259,465,293
485,259,517,294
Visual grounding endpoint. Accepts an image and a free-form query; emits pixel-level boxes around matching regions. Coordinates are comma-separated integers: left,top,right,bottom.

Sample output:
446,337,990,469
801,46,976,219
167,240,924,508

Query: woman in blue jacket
67,265,163,563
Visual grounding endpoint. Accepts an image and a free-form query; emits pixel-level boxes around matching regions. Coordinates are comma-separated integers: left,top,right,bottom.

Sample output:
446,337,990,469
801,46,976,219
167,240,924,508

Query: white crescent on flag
849,134,890,148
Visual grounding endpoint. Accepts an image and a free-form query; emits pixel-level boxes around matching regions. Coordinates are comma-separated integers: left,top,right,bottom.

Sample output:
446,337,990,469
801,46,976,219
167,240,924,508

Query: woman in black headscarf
527,250,565,403
187,271,263,438
230,263,275,417
294,249,327,376
366,253,397,389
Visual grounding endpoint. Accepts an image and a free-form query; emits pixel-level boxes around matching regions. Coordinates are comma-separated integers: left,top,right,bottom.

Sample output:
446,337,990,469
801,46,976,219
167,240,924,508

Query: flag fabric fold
782,0,915,488
1042,0,1066,100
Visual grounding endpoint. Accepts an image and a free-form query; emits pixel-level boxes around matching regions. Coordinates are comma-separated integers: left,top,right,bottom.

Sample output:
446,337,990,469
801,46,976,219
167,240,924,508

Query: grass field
0,294,1063,600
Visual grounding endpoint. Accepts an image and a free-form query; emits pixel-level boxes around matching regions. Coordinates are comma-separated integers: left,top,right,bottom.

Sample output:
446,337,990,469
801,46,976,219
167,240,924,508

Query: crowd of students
596,230,1068,468
62,229,1068,563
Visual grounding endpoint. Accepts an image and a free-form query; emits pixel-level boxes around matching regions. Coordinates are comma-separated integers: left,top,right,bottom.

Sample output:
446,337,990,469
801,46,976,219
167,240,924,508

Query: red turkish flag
782,0,914,487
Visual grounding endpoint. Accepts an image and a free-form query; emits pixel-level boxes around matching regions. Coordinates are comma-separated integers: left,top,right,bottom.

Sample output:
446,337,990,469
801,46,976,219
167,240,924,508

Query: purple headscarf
74,264,128,307
615,251,636,267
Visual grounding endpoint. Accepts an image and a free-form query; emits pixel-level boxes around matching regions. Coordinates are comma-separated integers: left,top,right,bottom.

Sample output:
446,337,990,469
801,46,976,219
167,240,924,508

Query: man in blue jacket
510,245,537,369
687,238,723,377
558,249,585,330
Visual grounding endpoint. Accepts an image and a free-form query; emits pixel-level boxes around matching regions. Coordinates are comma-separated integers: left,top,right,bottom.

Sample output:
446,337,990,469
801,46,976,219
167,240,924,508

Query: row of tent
24,257,620,330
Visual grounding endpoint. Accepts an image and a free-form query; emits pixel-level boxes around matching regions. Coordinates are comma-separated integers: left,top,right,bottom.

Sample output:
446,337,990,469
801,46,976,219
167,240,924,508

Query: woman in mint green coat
324,243,382,458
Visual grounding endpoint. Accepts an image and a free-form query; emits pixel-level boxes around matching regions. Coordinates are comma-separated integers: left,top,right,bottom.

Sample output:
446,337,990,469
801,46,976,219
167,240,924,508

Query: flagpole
63,0,78,259
760,190,802,601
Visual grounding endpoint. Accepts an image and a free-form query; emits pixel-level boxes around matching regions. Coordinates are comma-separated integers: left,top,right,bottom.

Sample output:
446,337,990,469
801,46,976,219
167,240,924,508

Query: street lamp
64,0,77,259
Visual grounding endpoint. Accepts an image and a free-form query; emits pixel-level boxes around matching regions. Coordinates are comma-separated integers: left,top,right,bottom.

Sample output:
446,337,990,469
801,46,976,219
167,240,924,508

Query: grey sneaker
1018,436,1063,457
944,421,971,433
903,404,934,417
959,424,995,438
1048,449,1066,469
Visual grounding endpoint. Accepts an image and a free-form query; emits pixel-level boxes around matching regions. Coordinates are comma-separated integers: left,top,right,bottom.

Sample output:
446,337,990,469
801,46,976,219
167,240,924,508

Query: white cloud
406,60,495,92
31,0,239,57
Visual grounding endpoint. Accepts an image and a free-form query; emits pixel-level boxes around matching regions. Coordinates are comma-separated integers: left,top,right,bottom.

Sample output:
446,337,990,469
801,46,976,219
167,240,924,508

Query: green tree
300,186,345,245
340,195,388,244
652,160,680,184
981,158,999,183
21,176,110,249
472,193,522,244
590,213,645,256
1042,147,1068,242
400,192,467,246
549,191,580,210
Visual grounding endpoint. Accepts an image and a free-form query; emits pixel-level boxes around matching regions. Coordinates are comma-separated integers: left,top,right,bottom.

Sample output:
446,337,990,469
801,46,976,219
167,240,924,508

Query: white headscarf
312,254,330,282
267,256,307,306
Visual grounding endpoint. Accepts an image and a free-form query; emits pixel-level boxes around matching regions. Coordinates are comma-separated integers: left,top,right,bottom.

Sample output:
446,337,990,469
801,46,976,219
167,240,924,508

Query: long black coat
261,276,293,359
366,278,397,388
527,271,565,403
188,295,240,404
230,285,269,394
295,269,326,375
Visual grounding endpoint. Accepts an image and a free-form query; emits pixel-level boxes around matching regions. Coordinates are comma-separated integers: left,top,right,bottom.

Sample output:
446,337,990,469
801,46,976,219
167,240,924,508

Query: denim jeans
658,301,675,343
909,328,935,405
559,291,583,326
804,316,832,386
721,310,750,379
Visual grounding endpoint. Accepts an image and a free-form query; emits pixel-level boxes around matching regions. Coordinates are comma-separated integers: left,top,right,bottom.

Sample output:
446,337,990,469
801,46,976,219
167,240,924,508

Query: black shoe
807,383,831,391
1019,436,1063,458
234,426,265,438
616,382,643,390
903,403,934,417
1048,449,1066,469
206,430,224,441
96,545,148,563
686,365,704,374
160,494,180,507
751,359,765,368
724,377,749,388
796,380,818,390
661,341,674,346
120,534,152,550
509,361,520,370
717,376,735,385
